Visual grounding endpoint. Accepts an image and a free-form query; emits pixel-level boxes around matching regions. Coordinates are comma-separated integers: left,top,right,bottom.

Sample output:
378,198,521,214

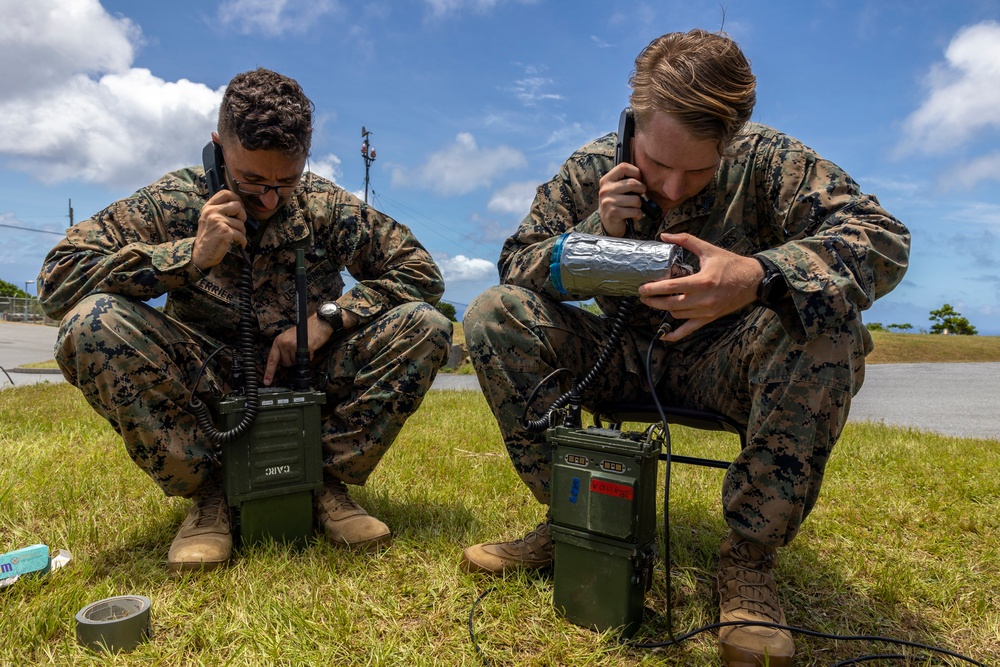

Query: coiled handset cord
189,245,261,444
520,297,636,433
520,215,655,433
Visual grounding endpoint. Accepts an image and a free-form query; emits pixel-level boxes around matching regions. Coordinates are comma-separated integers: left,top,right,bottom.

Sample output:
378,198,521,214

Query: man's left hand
637,232,764,341
263,315,333,386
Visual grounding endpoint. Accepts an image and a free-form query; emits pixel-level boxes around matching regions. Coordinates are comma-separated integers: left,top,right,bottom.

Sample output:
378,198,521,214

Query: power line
369,189,499,261
0,223,64,236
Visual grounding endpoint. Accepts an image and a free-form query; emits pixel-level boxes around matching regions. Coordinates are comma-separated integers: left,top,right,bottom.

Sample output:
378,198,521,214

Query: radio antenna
361,126,376,203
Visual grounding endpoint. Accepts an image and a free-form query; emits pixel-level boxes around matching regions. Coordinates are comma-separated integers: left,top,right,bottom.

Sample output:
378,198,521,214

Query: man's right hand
598,162,646,238
193,190,249,270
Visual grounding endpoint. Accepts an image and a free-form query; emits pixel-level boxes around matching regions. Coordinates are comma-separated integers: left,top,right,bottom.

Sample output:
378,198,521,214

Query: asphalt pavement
2,321,997,440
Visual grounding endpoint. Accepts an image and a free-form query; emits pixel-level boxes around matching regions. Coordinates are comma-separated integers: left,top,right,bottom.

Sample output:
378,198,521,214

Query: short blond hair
629,30,756,150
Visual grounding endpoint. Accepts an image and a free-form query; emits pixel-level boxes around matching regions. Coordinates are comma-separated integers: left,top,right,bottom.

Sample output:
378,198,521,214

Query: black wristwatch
317,301,345,331
754,256,788,310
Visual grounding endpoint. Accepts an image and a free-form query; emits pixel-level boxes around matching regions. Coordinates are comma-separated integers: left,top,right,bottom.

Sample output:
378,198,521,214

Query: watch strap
754,256,788,309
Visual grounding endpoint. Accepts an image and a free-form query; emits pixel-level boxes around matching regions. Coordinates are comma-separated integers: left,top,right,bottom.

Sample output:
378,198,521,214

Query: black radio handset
525,110,654,432
616,108,663,230
202,141,260,235
203,141,225,197
189,142,261,441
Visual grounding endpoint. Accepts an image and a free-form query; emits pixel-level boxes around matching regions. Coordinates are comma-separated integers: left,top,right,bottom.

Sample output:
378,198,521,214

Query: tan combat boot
167,484,232,573
717,532,794,667
460,523,552,574
316,480,391,552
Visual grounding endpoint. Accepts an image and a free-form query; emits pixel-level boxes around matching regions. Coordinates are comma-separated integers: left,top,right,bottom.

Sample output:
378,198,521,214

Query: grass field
865,331,1000,364
1,382,997,666
451,325,1000,366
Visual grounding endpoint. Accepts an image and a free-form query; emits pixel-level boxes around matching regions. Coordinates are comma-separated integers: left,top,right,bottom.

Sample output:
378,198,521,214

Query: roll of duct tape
75,595,151,652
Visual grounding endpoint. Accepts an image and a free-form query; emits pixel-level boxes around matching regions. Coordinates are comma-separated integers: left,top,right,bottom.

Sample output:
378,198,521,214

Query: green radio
217,387,325,547
548,424,661,638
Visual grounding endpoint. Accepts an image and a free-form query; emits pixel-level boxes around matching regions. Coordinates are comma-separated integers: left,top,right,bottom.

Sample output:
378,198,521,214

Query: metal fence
0,296,47,323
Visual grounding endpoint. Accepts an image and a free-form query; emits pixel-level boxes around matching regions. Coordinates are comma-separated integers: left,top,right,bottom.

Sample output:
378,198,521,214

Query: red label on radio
590,479,634,500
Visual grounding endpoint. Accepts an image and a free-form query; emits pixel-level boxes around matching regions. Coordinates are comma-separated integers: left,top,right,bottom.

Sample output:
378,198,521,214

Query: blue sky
2,0,1000,334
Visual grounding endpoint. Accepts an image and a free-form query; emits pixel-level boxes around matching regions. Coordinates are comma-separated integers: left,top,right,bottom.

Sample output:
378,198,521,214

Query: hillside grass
450,324,1000,365
0,383,997,666
866,330,1000,364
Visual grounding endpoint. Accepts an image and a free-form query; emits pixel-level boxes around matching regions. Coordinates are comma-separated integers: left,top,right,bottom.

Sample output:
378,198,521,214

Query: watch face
319,302,342,327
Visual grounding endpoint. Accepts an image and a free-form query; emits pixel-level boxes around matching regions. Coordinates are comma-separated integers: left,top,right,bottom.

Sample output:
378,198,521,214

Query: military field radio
189,142,325,548
546,420,662,638
526,107,686,638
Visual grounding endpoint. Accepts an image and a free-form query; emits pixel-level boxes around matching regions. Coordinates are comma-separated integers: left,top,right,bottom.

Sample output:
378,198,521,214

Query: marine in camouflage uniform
461,30,909,666
37,68,449,568
38,168,450,496
466,125,909,547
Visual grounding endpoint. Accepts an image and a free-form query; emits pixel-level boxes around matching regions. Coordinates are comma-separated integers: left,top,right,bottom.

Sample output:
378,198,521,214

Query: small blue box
0,544,50,578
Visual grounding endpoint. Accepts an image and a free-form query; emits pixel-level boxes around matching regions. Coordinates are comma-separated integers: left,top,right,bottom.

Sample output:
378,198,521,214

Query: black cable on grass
624,620,988,665
468,587,496,667
832,655,907,666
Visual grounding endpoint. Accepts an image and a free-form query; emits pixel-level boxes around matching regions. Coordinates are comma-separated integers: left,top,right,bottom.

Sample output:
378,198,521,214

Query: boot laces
724,540,779,619
192,491,227,528
511,523,551,554
323,482,360,513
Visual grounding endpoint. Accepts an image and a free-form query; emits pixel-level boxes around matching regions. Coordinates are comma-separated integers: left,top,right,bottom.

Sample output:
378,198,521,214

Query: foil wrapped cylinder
550,232,693,297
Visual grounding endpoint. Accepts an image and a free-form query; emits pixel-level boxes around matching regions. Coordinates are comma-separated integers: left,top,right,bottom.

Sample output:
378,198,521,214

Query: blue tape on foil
549,233,569,295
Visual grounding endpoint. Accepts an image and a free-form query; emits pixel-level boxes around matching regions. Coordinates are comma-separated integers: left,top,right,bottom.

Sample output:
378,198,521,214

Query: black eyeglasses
229,178,304,198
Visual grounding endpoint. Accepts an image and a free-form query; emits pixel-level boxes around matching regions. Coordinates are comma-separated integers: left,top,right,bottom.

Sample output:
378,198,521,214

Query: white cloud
899,21,1000,155
507,76,563,106
0,0,138,97
944,152,1000,189
436,254,496,282
216,0,341,36
949,201,1000,227
391,132,526,196
469,212,520,243
0,0,223,188
309,153,343,184
488,181,537,216
504,64,563,107
423,0,536,18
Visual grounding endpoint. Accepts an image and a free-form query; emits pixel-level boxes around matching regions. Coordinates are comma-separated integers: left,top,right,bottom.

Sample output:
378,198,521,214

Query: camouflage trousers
55,294,451,498
465,285,871,547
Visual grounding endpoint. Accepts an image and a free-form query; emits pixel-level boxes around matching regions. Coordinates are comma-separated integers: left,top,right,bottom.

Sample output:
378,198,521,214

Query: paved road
2,321,997,440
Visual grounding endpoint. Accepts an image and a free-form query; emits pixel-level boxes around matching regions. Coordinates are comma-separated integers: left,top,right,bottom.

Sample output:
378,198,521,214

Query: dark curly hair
218,68,314,157
630,30,756,151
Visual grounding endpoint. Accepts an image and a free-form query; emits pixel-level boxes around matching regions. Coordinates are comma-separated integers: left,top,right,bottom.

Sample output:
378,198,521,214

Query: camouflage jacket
38,168,444,345
500,123,910,342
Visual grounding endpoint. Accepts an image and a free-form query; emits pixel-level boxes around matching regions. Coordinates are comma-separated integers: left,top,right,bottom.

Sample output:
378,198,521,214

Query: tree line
867,303,978,335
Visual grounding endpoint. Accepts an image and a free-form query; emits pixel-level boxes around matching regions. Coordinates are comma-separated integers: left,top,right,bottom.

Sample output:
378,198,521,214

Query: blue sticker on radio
569,477,580,504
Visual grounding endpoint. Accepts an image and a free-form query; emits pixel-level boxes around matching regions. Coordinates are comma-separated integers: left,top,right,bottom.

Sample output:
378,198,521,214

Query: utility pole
361,126,376,204
68,199,74,226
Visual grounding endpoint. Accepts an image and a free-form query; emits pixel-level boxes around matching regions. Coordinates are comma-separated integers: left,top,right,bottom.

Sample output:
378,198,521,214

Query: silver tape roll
550,232,693,297
75,595,151,652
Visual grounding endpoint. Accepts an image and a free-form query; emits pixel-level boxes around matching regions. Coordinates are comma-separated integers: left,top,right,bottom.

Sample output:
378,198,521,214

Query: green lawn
0,384,997,665
866,331,1000,364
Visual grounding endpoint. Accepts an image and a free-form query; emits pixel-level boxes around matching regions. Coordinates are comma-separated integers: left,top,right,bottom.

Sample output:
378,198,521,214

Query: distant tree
887,323,913,332
865,321,886,332
0,279,27,298
579,300,601,315
929,304,978,335
436,301,457,322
